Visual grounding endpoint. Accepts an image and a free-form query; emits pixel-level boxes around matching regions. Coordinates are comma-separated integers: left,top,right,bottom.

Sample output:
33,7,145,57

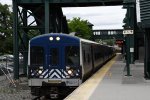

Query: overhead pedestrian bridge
93,29,124,40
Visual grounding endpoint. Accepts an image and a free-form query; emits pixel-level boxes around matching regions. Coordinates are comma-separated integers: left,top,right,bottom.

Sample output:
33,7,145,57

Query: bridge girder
13,1,69,79
16,0,123,6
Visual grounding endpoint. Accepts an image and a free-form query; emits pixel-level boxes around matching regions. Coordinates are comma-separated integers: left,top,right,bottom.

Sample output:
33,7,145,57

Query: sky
0,0,126,30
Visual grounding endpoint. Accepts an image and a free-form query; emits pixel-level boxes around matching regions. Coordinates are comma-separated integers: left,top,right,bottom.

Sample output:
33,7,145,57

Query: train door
48,44,64,79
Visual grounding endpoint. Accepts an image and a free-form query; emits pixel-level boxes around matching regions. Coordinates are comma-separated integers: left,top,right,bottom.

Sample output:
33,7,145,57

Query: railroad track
32,96,45,100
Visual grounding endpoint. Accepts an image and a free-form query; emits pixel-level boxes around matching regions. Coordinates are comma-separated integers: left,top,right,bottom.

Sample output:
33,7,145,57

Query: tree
0,3,13,54
68,17,92,39
103,39,115,46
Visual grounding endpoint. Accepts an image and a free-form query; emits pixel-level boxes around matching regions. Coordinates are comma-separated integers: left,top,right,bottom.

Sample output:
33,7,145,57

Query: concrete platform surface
65,54,150,100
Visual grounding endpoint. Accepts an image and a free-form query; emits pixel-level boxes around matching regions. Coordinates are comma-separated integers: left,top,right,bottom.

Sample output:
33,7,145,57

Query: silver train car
28,33,115,97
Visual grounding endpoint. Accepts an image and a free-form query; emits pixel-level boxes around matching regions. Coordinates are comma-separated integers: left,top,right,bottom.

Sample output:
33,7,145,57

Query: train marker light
49,37,53,41
39,66,43,69
56,37,60,41
66,66,70,70
76,73,79,76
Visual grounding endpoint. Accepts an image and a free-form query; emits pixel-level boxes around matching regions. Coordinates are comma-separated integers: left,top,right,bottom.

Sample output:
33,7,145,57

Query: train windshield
30,46,44,66
65,46,79,66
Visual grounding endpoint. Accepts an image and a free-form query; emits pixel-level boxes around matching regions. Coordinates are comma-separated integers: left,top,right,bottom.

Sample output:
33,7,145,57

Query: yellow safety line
65,55,117,100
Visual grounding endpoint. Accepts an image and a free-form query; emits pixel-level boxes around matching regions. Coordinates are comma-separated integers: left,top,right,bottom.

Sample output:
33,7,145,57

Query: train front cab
28,34,82,96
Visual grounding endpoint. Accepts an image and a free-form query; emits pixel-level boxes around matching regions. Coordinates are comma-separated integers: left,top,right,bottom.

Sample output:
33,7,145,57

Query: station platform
65,54,150,100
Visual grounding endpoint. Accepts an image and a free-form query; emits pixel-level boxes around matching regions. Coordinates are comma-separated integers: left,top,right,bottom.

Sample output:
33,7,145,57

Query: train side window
30,46,44,65
83,50,86,62
50,48,59,65
88,54,90,63
65,46,79,66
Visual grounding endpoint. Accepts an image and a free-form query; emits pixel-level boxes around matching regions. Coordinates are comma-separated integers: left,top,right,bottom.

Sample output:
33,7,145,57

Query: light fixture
38,70,42,74
56,37,60,41
67,70,73,75
39,66,43,69
66,66,70,70
49,37,53,41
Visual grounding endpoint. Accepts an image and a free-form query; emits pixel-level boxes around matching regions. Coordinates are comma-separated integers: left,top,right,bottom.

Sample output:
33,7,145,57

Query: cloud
63,6,126,29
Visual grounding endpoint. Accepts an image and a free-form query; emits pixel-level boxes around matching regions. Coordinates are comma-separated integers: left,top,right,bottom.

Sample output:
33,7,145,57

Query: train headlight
56,37,60,41
38,70,42,74
67,70,73,75
49,37,53,41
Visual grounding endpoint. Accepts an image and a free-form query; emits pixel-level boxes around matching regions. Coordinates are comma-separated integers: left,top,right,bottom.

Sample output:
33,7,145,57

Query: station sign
130,48,134,52
123,30,134,35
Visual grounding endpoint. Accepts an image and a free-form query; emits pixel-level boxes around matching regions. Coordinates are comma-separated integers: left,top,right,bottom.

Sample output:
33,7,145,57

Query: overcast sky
0,0,126,30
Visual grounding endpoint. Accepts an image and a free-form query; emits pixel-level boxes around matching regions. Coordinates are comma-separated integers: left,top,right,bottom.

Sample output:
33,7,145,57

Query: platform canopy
16,0,123,6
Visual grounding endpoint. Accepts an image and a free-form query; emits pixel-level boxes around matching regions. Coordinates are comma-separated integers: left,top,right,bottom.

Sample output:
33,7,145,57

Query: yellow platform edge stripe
65,55,117,100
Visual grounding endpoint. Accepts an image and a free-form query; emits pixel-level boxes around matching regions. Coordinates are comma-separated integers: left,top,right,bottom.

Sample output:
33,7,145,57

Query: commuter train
28,33,115,97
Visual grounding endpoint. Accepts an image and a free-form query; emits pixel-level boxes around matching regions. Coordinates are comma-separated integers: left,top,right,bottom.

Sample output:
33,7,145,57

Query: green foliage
68,17,92,39
103,39,115,46
0,3,13,54
95,39,115,46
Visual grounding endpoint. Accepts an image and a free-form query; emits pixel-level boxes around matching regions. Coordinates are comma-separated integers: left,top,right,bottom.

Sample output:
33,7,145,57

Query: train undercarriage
31,86,76,99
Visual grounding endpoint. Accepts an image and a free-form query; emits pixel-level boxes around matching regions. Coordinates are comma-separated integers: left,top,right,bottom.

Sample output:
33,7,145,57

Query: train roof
31,33,78,40
30,33,101,45
30,33,80,44
80,38,99,44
